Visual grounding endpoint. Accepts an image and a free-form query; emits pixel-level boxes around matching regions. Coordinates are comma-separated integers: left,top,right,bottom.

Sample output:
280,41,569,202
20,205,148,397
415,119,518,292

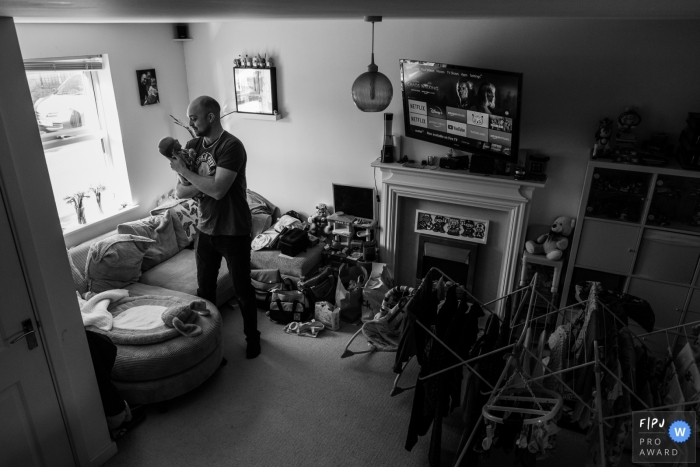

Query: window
24,55,132,231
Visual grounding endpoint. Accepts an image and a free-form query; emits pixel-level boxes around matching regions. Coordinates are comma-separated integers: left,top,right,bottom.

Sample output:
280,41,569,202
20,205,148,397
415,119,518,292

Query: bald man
170,96,260,359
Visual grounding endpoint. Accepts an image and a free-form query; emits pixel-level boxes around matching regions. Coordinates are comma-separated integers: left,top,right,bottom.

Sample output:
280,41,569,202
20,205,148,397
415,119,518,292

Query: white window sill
61,204,139,236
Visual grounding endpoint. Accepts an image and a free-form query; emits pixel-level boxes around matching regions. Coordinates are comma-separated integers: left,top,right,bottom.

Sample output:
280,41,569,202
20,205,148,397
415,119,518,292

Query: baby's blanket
83,293,199,345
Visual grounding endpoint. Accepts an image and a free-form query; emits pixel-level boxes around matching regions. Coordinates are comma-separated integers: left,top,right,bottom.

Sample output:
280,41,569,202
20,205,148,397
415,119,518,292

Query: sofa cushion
138,249,233,307
117,212,179,271
250,243,324,279
150,199,199,250
252,212,272,238
66,248,89,295
85,234,154,294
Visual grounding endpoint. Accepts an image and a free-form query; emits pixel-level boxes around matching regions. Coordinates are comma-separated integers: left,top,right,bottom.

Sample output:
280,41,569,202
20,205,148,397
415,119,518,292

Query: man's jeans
195,232,260,343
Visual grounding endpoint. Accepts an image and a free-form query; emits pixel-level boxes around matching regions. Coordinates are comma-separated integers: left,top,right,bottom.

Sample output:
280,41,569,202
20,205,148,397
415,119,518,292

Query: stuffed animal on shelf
525,216,576,260
161,300,210,337
308,203,329,236
592,117,613,157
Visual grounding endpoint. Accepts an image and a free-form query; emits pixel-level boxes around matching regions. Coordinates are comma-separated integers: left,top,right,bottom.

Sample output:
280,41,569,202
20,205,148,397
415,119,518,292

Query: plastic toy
525,216,576,260
616,107,642,144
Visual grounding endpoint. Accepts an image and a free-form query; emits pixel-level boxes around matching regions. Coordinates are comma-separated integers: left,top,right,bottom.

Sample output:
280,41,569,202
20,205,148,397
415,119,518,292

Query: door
0,188,74,467
575,219,640,274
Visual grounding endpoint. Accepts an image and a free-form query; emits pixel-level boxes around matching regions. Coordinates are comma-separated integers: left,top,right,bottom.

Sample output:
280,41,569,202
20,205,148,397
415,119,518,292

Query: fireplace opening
416,234,478,292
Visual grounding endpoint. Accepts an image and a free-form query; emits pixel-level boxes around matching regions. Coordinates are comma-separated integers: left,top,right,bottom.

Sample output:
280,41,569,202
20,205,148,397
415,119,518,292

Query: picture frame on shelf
414,210,489,244
233,67,278,116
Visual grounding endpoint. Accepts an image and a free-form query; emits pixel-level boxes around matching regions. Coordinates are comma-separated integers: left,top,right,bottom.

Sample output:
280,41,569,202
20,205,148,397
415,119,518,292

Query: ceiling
4,0,700,23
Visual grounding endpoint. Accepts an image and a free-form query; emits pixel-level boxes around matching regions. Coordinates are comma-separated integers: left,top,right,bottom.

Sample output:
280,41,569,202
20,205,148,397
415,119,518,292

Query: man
469,82,496,115
170,96,261,359
456,78,474,109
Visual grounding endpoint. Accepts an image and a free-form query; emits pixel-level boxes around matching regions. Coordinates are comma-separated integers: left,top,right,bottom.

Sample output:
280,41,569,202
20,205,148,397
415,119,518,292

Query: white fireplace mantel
371,160,546,315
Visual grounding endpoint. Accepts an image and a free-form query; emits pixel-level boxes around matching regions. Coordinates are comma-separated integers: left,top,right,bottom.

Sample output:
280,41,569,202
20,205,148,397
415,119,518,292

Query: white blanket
77,289,129,331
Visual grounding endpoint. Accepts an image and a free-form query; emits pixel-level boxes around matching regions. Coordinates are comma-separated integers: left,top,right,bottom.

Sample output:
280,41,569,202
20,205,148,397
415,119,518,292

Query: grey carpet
105,303,634,467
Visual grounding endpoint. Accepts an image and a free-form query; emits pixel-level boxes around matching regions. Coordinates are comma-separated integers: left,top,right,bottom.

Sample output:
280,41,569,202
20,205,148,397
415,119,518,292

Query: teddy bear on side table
525,216,576,260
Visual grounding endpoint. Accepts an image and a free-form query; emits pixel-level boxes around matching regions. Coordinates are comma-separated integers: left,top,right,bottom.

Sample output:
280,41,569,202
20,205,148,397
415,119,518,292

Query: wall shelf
230,112,282,121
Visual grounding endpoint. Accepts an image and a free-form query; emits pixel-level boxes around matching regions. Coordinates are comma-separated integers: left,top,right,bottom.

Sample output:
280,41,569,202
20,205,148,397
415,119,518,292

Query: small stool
519,251,564,295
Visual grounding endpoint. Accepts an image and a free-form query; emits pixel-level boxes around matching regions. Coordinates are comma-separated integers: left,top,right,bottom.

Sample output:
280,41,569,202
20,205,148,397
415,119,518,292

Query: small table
519,251,564,296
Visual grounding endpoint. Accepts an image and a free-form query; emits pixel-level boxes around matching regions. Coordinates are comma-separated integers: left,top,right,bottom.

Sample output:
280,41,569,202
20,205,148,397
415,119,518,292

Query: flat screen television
332,184,375,221
399,59,523,163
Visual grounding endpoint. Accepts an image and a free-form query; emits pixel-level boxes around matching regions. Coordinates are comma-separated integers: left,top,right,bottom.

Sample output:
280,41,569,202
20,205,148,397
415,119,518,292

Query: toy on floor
525,216,576,260
161,300,210,337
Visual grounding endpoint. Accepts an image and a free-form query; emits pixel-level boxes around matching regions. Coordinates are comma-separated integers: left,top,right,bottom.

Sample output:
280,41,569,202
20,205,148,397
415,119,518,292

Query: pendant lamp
351,16,393,112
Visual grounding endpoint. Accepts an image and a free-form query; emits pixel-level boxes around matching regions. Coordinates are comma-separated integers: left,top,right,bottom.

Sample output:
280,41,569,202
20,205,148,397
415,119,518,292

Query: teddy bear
525,216,576,260
161,300,210,337
308,203,329,236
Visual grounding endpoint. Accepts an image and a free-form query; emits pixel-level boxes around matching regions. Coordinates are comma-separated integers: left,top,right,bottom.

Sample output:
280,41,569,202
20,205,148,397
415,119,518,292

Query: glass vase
76,206,87,225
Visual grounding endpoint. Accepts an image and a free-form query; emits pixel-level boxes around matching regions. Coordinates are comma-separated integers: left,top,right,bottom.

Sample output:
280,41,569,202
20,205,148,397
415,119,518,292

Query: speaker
470,154,495,175
381,113,394,163
175,24,189,39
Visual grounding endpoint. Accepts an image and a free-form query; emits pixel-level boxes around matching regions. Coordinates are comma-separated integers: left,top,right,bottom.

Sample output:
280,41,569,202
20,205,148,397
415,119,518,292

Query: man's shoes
246,340,261,359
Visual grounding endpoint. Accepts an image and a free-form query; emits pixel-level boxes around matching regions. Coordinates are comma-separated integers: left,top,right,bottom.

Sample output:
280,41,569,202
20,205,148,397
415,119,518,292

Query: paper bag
360,263,394,323
314,301,340,331
335,263,367,323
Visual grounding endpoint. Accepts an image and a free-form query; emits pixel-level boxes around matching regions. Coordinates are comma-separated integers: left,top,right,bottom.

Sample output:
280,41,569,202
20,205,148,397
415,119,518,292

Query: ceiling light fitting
351,16,393,112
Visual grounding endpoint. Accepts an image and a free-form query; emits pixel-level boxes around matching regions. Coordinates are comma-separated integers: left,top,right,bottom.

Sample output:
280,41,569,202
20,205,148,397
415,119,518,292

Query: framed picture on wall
415,210,489,244
233,67,278,115
136,68,159,106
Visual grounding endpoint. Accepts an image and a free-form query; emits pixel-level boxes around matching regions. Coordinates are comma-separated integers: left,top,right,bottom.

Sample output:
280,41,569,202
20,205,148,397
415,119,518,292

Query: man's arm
171,153,237,200
174,178,202,199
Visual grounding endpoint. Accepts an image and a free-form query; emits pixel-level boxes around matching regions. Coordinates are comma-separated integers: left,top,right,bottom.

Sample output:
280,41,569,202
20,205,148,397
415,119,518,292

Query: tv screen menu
400,60,522,159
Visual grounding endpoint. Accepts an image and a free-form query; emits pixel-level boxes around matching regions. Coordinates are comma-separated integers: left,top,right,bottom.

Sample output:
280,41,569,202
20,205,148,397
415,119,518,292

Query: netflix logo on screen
410,114,428,128
408,99,427,115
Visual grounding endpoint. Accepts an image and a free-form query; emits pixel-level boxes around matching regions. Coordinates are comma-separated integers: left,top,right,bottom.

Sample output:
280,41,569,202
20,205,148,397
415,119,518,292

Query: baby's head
158,137,181,157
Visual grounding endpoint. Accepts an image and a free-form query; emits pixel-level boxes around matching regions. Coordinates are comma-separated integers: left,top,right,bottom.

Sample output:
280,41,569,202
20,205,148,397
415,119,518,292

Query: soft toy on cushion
525,216,576,260
161,300,210,337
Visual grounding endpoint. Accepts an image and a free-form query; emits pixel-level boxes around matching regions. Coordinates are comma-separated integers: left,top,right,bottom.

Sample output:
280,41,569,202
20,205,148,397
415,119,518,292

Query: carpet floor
104,303,635,467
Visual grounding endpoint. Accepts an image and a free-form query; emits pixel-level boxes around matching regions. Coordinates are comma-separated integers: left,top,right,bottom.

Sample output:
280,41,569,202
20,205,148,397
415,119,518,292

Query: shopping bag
298,266,335,304
314,301,340,331
335,263,367,323
360,263,394,323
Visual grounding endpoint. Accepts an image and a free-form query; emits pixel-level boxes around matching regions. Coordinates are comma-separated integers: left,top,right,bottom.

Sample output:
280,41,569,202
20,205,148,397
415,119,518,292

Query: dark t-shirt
185,131,252,236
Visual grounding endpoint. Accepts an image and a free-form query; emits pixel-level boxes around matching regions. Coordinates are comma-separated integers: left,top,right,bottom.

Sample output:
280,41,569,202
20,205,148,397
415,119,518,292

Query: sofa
68,190,324,405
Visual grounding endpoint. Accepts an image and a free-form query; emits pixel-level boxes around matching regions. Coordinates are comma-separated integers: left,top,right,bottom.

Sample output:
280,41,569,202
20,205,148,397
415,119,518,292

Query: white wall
183,19,700,226
15,23,191,247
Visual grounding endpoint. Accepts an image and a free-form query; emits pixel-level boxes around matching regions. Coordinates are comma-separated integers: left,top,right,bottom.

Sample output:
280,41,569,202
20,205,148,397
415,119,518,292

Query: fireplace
372,160,545,315
416,234,478,292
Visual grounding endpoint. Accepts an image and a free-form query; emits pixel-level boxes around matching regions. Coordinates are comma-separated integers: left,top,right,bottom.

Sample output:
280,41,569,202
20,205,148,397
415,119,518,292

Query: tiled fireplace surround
372,161,545,316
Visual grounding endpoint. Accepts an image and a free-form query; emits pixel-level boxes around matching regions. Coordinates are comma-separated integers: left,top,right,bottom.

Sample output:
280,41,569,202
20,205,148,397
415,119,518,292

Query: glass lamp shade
352,69,393,112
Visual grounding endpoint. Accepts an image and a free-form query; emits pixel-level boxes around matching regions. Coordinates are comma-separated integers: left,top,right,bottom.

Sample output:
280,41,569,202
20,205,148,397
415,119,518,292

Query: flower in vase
89,184,106,214
64,191,90,224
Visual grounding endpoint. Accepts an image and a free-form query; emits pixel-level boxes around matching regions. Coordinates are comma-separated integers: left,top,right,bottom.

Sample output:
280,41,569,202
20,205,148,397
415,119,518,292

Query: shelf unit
326,213,377,260
561,159,700,355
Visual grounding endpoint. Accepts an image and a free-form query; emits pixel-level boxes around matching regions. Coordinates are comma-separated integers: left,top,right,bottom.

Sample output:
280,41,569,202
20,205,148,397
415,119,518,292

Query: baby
158,136,195,186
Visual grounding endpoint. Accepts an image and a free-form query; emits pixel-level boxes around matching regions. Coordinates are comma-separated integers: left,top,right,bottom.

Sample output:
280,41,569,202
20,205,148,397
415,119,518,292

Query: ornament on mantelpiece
245,55,252,67
265,53,273,68
252,55,259,68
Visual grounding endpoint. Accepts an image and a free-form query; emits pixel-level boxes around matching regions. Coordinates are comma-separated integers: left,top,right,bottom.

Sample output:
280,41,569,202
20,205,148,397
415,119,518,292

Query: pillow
151,198,199,249
251,213,272,238
247,189,277,216
117,212,179,271
85,234,154,294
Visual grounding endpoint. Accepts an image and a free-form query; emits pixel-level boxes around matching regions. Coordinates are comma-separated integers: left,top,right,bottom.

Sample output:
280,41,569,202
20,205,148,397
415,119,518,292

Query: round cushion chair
112,289,224,405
